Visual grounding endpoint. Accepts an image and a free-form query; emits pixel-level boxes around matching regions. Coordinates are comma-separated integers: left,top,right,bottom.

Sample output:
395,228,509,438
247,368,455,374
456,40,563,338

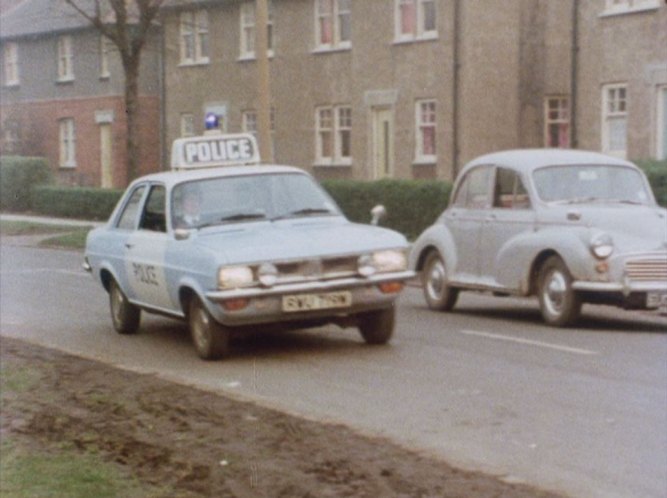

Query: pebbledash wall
162,0,666,183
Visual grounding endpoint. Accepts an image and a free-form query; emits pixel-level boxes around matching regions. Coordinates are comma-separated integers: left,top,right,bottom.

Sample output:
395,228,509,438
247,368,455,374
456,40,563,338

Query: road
1,243,666,498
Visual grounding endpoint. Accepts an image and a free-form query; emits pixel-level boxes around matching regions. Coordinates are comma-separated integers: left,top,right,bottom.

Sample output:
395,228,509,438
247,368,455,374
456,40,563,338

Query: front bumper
205,270,415,326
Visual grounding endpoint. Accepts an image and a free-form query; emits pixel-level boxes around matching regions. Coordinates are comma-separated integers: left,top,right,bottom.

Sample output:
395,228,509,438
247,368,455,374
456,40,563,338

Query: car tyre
422,251,459,311
189,297,231,360
358,307,395,345
538,256,582,327
109,279,141,334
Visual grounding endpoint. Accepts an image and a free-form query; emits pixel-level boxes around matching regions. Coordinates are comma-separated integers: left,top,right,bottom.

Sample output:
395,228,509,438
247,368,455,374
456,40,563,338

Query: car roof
464,149,636,174
129,164,308,189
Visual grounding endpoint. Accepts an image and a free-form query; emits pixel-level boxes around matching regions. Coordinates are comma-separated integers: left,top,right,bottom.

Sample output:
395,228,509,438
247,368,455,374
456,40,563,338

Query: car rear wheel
422,251,459,311
189,297,231,360
109,279,140,334
538,256,582,327
358,307,395,345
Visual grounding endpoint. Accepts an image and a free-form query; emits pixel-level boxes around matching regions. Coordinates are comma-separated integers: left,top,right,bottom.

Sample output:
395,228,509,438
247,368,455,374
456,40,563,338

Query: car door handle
125,243,134,249
485,214,497,221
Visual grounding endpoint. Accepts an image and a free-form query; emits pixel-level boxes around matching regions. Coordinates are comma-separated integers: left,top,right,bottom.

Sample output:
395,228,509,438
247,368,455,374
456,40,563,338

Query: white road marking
459,329,599,356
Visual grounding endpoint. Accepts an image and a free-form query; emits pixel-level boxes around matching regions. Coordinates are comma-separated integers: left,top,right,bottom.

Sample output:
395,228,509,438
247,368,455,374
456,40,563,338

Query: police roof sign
171,133,260,169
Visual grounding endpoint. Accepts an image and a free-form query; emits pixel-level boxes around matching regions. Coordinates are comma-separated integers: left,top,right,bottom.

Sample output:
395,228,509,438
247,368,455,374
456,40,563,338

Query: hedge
0,156,51,211
322,179,451,240
31,186,124,221
637,159,667,207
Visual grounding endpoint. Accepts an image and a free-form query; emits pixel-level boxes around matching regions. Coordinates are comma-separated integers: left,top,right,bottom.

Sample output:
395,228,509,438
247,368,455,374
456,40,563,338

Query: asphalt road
1,243,666,498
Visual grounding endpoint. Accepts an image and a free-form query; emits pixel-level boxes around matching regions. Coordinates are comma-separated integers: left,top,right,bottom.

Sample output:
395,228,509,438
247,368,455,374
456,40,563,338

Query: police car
84,128,414,360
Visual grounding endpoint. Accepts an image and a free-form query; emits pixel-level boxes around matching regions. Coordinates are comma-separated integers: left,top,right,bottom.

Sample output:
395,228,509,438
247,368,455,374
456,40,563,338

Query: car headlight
358,250,407,276
218,266,254,289
590,233,614,259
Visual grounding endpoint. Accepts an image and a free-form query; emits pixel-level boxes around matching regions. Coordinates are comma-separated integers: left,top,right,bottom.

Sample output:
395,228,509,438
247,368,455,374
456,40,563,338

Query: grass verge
0,220,91,250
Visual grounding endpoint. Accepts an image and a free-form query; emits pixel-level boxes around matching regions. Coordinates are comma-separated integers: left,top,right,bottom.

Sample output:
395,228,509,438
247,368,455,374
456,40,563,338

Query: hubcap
426,259,446,300
543,269,567,316
111,286,124,323
191,306,210,350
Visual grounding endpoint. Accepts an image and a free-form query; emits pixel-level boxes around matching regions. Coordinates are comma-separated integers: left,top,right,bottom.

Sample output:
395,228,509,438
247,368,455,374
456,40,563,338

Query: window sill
178,60,210,68
599,3,659,17
56,77,75,84
59,164,77,169
393,33,439,46
3,82,20,88
311,45,352,55
237,51,275,62
99,74,110,81
413,158,437,166
313,161,352,168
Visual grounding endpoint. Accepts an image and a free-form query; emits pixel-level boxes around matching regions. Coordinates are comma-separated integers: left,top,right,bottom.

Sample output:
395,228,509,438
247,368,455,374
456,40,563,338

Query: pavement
0,213,104,227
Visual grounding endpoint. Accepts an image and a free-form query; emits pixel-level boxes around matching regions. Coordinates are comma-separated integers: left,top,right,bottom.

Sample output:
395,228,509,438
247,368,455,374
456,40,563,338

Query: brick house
0,0,162,188
161,0,666,182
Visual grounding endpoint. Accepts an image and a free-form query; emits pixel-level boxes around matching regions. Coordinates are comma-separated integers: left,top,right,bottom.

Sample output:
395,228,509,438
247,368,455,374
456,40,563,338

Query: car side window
139,185,166,232
493,167,531,209
453,166,491,209
116,185,146,230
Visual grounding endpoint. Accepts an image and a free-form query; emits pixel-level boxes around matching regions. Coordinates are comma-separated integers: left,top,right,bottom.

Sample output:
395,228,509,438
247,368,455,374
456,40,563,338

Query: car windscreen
532,164,652,205
171,172,341,229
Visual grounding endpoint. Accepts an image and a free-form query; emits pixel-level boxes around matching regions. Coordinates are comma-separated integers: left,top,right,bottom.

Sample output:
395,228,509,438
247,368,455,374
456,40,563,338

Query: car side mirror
174,228,192,241
370,205,386,226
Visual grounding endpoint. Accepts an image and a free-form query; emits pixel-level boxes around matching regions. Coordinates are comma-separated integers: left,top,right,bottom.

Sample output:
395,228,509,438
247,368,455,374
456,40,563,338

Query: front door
100,123,113,188
372,108,393,179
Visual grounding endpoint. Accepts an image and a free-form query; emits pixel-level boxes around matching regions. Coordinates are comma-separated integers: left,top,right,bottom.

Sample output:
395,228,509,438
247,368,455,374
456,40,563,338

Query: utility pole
255,0,273,163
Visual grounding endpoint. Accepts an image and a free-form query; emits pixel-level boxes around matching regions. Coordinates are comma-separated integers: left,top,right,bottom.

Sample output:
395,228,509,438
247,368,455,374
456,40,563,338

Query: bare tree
62,0,163,182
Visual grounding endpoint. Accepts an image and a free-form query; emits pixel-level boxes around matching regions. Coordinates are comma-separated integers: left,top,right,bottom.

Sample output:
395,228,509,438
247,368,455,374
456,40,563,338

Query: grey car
409,149,667,326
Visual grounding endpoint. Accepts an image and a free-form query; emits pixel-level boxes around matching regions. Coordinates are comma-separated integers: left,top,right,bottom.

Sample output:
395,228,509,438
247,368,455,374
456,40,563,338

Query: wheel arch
528,249,561,295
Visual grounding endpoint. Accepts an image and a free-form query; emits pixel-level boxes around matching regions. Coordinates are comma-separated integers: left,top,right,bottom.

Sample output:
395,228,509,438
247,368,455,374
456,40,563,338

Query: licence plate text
282,291,352,313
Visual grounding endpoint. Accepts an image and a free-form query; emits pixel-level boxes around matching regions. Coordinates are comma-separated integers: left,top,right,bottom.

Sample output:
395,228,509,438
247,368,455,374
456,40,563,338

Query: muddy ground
0,337,566,497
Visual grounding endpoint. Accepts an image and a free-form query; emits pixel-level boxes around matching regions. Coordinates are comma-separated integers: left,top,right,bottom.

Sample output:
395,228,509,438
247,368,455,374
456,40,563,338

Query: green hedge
637,159,667,207
0,156,52,211
31,186,124,221
322,179,451,240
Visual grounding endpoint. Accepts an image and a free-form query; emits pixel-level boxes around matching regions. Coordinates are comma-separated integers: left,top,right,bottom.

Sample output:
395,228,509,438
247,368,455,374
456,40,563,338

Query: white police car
84,131,414,359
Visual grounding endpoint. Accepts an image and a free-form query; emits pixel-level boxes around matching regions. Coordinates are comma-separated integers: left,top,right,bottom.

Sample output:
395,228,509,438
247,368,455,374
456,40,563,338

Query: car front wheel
358,307,395,345
189,297,231,360
422,251,459,311
538,256,582,327
109,279,140,334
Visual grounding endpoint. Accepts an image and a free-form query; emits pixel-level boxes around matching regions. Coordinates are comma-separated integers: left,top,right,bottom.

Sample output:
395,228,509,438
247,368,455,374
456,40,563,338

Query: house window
316,0,351,50
316,105,351,165
57,36,74,81
243,110,258,135
180,113,195,137
602,84,627,158
395,0,436,42
544,97,570,148
415,100,436,162
3,125,20,153
180,10,209,64
601,0,660,16
3,42,19,86
240,1,274,60
59,118,76,168
100,36,111,78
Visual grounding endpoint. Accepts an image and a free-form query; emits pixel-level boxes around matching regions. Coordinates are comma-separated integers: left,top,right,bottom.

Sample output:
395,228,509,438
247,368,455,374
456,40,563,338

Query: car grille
624,255,667,283
274,256,359,282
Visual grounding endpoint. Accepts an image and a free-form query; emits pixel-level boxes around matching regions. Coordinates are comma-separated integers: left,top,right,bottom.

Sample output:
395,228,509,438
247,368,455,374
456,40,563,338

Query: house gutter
452,0,461,179
570,0,579,149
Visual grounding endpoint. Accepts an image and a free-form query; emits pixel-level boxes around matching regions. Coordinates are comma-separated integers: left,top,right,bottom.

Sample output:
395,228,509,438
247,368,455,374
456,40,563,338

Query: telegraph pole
255,0,273,163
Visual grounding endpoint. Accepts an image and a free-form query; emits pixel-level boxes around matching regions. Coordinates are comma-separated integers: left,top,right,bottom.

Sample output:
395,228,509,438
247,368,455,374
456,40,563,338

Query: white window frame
179,10,209,65
657,85,667,160
57,36,74,82
59,118,76,168
180,113,195,137
3,42,19,86
601,84,628,158
601,0,660,16
394,0,437,43
99,36,111,79
544,96,570,148
315,105,352,166
239,1,274,60
314,0,351,52
415,99,437,163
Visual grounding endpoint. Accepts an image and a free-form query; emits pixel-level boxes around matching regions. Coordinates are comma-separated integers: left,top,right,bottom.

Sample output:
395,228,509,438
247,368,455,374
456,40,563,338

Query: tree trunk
124,57,141,183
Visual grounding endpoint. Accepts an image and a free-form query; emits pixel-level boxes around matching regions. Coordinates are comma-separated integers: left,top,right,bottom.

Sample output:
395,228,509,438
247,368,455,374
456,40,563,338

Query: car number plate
646,292,667,309
282,291,352,313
